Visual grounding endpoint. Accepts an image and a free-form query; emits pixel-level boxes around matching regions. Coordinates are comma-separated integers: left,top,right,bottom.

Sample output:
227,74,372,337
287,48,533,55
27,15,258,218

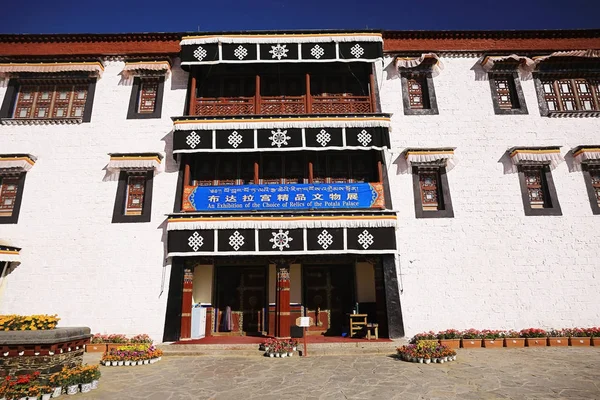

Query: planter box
483,339,503,348
525,338,547,347
106,343,127,352
461,339,482,348
85,343,107,353
548,337,568,347
592,337,600,346
504,338,525,348
438,339,461,349
569,337,591,347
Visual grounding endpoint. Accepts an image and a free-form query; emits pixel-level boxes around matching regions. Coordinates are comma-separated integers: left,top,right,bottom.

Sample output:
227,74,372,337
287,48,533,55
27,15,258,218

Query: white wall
0,60,188,342
378,55,600,337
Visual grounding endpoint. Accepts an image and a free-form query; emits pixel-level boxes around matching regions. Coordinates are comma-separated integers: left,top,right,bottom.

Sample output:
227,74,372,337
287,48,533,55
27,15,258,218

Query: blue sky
2,0,599,34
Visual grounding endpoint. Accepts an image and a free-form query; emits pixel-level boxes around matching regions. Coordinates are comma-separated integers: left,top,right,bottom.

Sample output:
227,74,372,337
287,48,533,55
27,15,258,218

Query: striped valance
107,153,163,172
396,53,444,77
533,50,600,65
480,54,535,71
0,154,37,172
0,62,104,77
180,33,383,45
0,244,21,265
405,148,456,171
508,147,563,173
571,146,600,171
122,61,171,77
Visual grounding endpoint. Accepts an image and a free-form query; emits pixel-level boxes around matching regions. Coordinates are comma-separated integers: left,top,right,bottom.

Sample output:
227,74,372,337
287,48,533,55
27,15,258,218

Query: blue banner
185,183,384,211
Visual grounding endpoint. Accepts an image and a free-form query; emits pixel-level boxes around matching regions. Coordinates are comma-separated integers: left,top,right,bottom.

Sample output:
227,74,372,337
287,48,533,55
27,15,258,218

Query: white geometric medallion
350,44,365,59
357,229,374,250
188,231,204,251
186,131,201,149
317,229,334,250
357,129,372,146
270,229,293,251
228,130,243,148
269,129,291,148
234,45,248,60
316,129,331,147
310,44,325,59
194,46,207,61
269,44,289,60
229,231,245,251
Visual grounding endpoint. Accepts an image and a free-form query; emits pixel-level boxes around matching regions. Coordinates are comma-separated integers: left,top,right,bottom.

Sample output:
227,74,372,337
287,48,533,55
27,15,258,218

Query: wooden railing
192,95,371,116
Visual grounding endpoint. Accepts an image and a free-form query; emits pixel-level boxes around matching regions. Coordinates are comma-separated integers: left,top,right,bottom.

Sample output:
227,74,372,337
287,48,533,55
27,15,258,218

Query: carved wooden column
179,268,194,340
275,263,291,338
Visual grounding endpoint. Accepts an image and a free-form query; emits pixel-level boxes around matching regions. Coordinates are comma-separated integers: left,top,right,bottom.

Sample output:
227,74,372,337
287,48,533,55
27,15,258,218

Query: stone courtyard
83,347,600,399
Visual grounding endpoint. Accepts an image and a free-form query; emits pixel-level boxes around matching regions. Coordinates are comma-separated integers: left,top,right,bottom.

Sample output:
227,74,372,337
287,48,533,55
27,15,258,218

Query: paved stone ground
83,348,600,399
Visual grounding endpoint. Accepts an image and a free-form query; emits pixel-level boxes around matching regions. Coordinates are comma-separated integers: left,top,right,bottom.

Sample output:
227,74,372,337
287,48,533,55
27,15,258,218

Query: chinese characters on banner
183,183,385,211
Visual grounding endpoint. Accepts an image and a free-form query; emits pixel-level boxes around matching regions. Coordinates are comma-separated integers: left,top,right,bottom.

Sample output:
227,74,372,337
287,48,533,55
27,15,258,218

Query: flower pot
27,396,39,400
569,337,591,346
483,339,503,348
80,383,92,394
281,353,287,357
66,385,78,395
91,380,99,390
106,343,124,352
85,343,107,353
592,337,600,346
292,346,297,351
288,352,293,357
118,361,124,366
418,358,423,363
124,360,131,366
269,353,274,358
461,339,482,348
548,337,568,346
504,338,525,348
525,338,547,347
42,395,52,400
144,360,149,365
443,357,448,362
424,358,431,364
439,339,461,349
52,387,62,397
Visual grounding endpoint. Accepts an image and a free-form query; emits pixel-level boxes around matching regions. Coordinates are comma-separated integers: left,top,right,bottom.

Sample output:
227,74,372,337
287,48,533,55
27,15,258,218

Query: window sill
1,117,83,126
547,111,600,118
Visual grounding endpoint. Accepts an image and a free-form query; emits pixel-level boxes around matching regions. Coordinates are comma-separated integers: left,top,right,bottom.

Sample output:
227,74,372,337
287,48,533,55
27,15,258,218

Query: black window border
412,166,453,218
112,170,154,223
517,164,562,216
126,76,165,120
0,172,27,224
400,71,439,115
582,163,600,215
0,77,96,123
533,73,600,118
488,72,528,115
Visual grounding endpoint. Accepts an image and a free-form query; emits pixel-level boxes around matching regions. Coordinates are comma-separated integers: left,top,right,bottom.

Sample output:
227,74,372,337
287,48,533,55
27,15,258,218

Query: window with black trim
582,163,600,215
400,72,438,115
517,164,562,216
489,73,528,114
535,76,600,117
0,173,26,224
127,76,165,119
112,170,154,223
0,78,96,123
411,165,453,218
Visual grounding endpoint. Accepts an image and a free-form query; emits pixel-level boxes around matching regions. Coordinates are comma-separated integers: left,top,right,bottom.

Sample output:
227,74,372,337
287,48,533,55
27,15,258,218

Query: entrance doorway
215,266,267,335
303,264,356,336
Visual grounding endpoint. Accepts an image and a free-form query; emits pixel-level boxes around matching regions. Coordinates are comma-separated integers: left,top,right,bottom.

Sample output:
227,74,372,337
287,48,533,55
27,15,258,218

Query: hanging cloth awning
508,147,563,173
121,61,171,77
395,53,444,77
572,146,600,170
533,50,600,65
0,61,104,77
0,244,21,265
480,54,535,71
404,148,456,171
0,154,37,172
106,153,163,172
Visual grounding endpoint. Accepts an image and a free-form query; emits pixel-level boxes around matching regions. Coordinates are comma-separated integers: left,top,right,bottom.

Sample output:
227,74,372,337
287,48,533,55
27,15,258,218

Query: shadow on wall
161,131,179,174
392,154,411,175
383,59,400,81
169,58,189,92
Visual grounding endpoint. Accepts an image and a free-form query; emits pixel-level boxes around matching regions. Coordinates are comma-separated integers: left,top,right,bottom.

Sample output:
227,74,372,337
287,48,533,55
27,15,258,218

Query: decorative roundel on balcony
179,32,383,66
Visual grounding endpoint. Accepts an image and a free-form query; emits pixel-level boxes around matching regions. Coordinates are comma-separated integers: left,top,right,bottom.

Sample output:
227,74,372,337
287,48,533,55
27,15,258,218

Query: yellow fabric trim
573,148,600,157
182,33,382,40
174,116,390,125
0,250,19,255
109,156,161,163
124,61,171,66
509,149,560,157
169,215,397,224
0,62,105,71
0,156,35,165
404,150,454,159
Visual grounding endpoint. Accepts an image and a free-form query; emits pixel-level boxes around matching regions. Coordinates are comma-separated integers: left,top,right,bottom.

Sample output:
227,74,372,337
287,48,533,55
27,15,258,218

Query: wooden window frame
0,78,96,123
534,74,600,117
488,72,528,115
412,166,453,218
400,71,438,115
0,172,27,224
582,163,600,215
112,170,154,223
127,76,165,120
517,164,562,216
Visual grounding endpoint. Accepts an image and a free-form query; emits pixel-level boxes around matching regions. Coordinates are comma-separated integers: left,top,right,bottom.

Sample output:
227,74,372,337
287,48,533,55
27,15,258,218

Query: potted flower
437,329,461,349
410,331,437,344
520,328,547,347
106,334,129,352
79,365,97,393
585,327,600,346
547,329,568,347
460,329,483,348
86,334,108,353
63,368,79,396
38,386,53,400
27,384,41,400
130,334,153,344
49,369,65,397
481,330,504,348
501,330,525,348
566,328,591,346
